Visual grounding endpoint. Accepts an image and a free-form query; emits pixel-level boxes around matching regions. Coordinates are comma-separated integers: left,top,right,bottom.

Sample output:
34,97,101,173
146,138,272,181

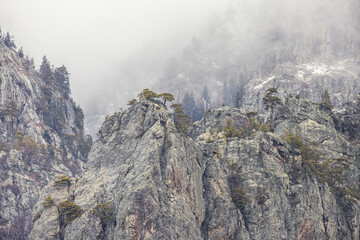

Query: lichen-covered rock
194,94,360,239
30,206,61,240
31,93,360,239
32,99,206,239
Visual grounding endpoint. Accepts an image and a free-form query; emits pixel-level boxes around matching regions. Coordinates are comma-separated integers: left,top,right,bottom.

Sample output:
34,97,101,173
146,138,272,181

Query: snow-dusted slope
243,60,360,113
155,0,360,113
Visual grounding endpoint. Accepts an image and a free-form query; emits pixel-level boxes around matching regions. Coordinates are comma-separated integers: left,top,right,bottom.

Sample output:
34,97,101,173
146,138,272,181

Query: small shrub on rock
59,201,82,225
43,195,55,208
127,98,138,105
224,118,245,138
231,184,248,211
258,123,269,132
54,175,71,188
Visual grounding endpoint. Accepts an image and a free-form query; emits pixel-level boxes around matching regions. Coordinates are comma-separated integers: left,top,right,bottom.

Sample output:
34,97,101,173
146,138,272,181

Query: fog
156,0,360,108
0,0,230,119
0,0,359,135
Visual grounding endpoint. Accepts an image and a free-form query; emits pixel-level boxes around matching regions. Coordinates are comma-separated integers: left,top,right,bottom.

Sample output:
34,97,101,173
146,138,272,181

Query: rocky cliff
30,99,205,239
0,38,91,239
30,94,360,239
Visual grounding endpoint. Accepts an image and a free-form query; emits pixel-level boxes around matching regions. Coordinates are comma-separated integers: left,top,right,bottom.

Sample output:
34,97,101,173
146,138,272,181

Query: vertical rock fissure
319,191,329,239
136,104,149,140
57,205,65,240
200,163,210,240
159,120,168,182
342,200,356,239
226,142,250,231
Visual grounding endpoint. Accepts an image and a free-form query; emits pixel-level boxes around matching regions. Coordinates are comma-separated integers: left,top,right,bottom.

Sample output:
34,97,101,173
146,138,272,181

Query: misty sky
2,0,357,136
0,0,230,117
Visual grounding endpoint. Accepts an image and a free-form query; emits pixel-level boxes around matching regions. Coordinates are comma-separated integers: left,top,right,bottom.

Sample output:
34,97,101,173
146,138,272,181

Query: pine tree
319,90,334,112
262,87,282,127
54,65,71,98
263,88,282,110
30,58,35,69
137,89,158,100
18,47,24,58
4,32,16,49
158,93,174,105
171,103,191,134
40,56,53,83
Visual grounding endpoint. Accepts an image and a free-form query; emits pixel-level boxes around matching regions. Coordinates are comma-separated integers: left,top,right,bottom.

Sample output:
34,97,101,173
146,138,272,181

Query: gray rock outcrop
31,100,205,239
0,38,90,238
31,95,360,239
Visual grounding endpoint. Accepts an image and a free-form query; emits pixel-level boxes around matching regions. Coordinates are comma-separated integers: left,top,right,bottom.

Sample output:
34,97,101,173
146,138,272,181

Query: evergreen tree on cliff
319,90,334,112
54,65,71,99
18,47,24,58
171,103,191,134
40,56,55,86
4,32,16,49
263,87,282,128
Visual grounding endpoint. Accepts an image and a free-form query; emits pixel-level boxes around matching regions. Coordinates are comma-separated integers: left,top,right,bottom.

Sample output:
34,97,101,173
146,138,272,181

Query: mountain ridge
30,93,360,239
0,34,91,239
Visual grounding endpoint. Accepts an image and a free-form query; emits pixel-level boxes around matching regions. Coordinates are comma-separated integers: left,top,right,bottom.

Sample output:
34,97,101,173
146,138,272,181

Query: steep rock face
0,39,90,238
195,96,360,239
31,100,205,239
333,94,360,140
31,94,360,239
